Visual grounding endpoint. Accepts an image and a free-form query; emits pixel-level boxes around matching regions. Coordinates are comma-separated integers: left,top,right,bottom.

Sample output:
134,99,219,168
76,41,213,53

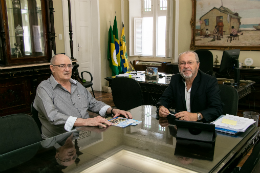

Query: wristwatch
110,108,114,115
197,113,202,121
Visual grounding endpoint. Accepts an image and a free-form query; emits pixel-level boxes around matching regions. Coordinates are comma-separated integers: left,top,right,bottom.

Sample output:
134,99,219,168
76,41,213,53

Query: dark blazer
158,70,223,122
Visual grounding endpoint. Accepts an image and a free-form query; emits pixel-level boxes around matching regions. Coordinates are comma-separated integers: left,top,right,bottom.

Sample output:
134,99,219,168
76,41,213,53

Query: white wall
178,0,260,66
54,0,260,89
53,0,65,54
99,0,122,87
128,0,260,66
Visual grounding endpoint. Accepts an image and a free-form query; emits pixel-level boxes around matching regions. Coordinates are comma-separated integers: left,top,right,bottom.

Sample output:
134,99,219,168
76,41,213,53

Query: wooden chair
81,71,95,98
72,63,95,98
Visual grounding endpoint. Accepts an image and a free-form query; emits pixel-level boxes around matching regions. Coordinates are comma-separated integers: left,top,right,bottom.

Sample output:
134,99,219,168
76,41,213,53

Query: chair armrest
81,71,93,82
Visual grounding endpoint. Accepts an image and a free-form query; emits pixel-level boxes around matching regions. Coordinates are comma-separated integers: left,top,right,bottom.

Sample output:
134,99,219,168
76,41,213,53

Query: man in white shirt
34,54,132,138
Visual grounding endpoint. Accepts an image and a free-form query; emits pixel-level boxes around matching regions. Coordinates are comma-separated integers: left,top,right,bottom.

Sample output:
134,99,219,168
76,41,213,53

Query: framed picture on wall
190,0,260,51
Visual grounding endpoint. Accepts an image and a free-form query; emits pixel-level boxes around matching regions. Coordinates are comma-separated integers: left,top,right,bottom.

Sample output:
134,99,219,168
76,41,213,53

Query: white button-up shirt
184,82,191,112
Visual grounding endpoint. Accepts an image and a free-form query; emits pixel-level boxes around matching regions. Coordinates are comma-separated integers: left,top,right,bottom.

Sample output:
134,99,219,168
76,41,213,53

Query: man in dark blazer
158,51,222,122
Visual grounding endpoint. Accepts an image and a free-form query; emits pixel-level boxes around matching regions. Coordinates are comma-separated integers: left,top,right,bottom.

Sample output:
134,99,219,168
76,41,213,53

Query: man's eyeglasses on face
52,64,74,69
179,61,196,66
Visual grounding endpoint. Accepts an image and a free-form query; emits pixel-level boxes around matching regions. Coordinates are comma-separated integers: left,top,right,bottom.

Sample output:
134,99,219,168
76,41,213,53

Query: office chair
194,49,214,76
111,77,143,111
31,103,42,134
219,84,238,115
166,63,179,74
0,142,41,172
0,114,42,154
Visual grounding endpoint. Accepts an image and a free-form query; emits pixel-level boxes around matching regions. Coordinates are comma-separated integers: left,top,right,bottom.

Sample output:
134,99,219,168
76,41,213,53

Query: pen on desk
168,112,175,116
168,112,180,120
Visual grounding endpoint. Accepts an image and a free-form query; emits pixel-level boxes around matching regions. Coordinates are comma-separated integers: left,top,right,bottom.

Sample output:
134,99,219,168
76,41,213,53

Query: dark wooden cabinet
0,0,55,116
0,0,55,66
0,78,30,114
0,64,51,116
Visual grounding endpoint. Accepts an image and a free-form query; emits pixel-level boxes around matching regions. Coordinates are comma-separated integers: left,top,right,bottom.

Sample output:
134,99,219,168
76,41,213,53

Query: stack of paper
116,73,131,77
212,115,256,135
116,73,144,81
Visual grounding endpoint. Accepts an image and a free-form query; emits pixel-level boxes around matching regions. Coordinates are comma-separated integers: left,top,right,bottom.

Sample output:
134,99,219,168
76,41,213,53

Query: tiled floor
92,91,115,107
87,91,115,117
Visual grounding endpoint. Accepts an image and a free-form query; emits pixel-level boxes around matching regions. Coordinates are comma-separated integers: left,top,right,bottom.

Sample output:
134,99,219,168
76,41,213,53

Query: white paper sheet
213,115,255,132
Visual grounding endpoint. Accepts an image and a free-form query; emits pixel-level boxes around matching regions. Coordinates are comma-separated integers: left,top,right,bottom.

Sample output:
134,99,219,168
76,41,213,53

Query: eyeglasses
52,64,74,69
179,61,197,66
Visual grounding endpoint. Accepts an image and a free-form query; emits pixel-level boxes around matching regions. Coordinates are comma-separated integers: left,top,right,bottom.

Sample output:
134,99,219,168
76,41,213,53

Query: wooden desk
106,72,255,106
216,78,255,100
214,66,260,110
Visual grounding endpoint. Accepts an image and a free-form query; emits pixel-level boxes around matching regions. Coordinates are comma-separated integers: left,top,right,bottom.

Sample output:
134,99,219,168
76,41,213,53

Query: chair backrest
0,142,41,172
166,63,179,74
111,77,143,111
31,103,42,134
218,84,238,115
194,49,214,75
0,114,42,154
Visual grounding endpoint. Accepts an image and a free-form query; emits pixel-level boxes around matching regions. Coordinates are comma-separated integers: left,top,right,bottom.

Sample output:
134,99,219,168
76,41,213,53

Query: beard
179,68,197,79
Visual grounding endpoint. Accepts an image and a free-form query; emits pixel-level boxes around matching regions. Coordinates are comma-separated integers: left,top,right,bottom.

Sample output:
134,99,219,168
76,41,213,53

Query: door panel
62,0,101,90
75,0,92,82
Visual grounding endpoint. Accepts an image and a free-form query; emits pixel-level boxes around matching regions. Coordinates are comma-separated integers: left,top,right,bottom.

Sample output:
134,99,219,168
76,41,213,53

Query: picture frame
190,0,260,51
145,66,158,82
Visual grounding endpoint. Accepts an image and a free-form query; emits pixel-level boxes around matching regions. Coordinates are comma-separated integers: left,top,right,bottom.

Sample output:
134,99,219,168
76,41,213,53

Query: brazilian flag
113,16,122,73
107,25,119,76
120,23,129,73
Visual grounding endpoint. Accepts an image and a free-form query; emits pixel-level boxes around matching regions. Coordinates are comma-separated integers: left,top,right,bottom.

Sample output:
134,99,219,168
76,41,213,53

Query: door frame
62,0,102,91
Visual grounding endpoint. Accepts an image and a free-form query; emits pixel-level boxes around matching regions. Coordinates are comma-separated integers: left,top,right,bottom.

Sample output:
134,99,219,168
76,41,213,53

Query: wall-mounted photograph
190,0,260,50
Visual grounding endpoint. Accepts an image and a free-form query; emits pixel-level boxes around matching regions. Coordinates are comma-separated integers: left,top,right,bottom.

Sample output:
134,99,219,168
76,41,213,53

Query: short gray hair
50,54,72,65
178,51,200,63
50,55,57,64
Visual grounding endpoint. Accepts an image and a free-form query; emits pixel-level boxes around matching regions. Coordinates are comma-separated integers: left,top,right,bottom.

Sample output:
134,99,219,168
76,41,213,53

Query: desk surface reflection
1,106,259,173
